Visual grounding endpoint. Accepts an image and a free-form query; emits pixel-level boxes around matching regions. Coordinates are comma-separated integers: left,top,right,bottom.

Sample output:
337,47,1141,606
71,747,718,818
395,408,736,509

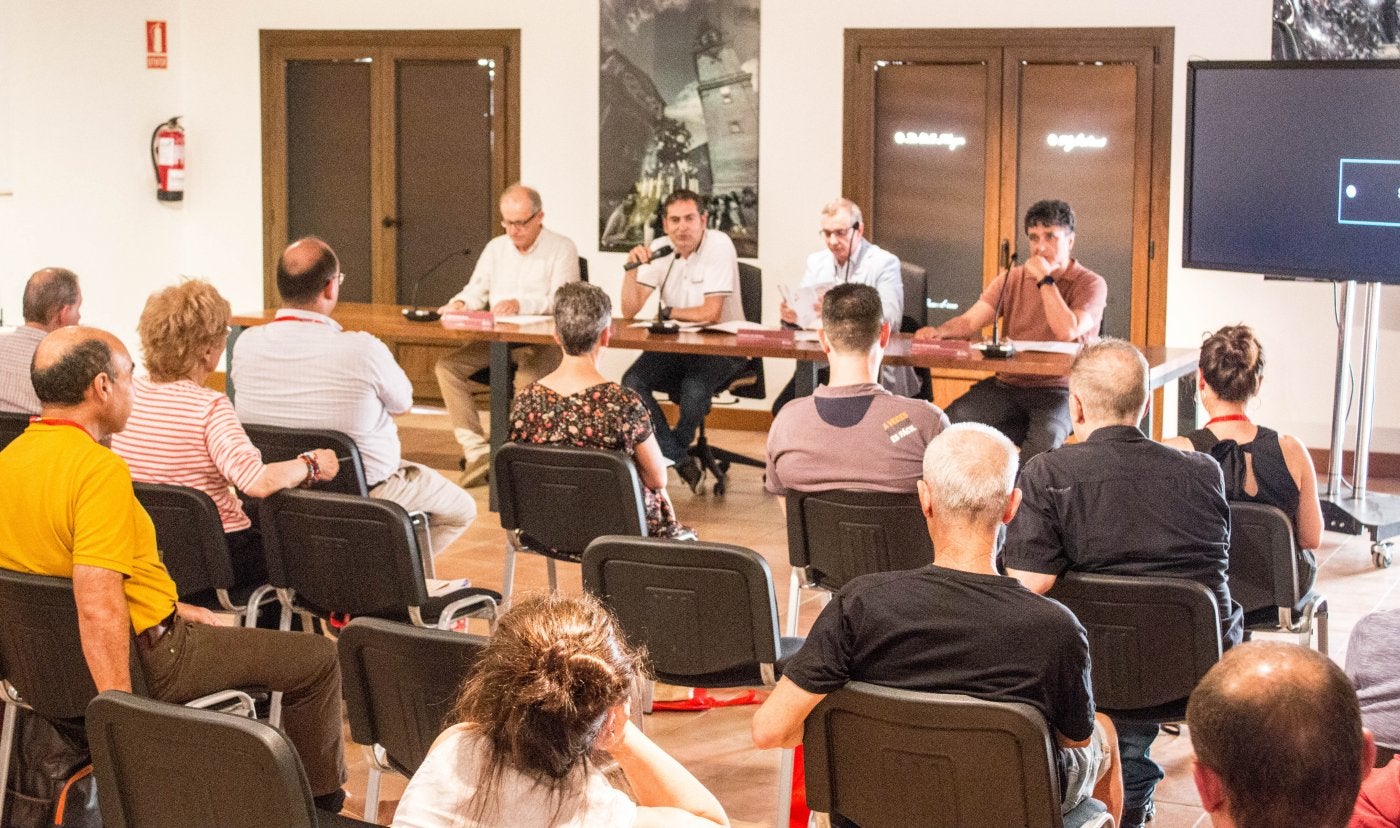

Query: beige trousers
369,460,478,554
433,342,563,462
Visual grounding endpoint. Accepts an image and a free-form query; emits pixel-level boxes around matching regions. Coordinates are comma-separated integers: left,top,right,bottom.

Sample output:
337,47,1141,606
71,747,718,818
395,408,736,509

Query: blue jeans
1114,720,1163,825
623,352,745,464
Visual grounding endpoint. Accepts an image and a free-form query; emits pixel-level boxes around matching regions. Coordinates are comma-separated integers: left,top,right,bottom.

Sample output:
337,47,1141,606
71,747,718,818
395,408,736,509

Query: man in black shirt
1004,337,1241,828
753,423,1122,825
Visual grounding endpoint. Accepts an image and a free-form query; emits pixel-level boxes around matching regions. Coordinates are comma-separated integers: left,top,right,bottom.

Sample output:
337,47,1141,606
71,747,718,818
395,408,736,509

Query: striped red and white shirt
111,377,266,532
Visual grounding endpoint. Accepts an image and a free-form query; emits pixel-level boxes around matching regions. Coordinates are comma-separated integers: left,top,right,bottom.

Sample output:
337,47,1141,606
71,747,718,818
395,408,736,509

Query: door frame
842,27,1173,349
260,29,521,307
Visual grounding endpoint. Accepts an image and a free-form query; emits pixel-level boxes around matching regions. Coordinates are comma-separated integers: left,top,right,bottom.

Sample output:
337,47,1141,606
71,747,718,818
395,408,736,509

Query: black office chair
0,410,31,451
87,691,374,828
1048,572,1222,722
493,443,647,604
0,570,255,827
581,535,803,828
258,488,498,634
688,261,766,495
578,255,590,283
1228,501,1328,652
242,423,437,576
338,617,488,822
133,482,277,627
784,489,933,635
900,262,934,401
803,683,1112,828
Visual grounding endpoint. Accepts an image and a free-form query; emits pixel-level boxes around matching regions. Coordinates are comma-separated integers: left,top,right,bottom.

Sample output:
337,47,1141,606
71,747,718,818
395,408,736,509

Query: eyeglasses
819,225,858,241
501,210,541,230
326,272,346,287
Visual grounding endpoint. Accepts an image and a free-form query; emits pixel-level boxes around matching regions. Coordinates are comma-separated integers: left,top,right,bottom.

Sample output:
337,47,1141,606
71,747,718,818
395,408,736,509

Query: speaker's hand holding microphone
623,244,673,271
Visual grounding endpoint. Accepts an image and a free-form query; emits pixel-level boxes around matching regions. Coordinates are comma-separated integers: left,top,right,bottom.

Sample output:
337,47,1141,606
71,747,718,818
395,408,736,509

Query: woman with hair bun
391,593,729,828
1164,324,1323,554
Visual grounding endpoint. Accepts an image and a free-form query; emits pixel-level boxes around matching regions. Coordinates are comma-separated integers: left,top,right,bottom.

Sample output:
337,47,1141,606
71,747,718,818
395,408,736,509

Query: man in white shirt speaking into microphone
620,189,744,491
435,184,580,486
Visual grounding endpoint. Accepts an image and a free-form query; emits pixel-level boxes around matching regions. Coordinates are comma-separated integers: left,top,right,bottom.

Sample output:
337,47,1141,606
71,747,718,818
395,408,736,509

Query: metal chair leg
547,559,558,592
775,747,796,828
785,570,802,637
363,745,383,823
501,540,518,611
0,701,16,828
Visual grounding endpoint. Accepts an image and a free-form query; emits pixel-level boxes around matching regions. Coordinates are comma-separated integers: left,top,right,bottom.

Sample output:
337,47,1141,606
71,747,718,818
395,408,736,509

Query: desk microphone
647,253,681,334
402,247,472,322
980,243,1017,359
624,244,672,271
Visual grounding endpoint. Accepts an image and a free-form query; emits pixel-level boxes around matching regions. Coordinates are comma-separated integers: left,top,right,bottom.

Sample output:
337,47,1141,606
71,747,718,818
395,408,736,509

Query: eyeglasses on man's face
501,210,541,230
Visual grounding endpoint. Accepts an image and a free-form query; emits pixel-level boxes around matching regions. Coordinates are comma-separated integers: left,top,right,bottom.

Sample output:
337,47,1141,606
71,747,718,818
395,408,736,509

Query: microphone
402,248,471,322
980,242,1017,359
648,255,681,334
624,244,673,271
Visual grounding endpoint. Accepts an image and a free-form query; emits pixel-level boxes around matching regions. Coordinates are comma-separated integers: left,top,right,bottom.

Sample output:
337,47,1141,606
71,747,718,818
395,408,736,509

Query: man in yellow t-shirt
0,327,348,812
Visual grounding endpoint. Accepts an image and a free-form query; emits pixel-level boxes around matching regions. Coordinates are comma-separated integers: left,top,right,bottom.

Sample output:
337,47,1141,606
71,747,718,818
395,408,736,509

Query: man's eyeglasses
819,225,857,241
326,272,346,287
501,210,541,230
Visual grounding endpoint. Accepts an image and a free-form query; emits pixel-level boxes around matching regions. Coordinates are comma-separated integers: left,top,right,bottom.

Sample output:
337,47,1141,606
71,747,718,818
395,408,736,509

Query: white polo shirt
448,226,580,314
230,308,413,486
635,229,743,323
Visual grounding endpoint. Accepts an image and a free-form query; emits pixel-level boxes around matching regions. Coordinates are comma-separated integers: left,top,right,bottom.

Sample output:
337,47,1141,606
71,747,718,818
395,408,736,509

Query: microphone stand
402,247,471,322
980,248,1018,359
647,256,680,334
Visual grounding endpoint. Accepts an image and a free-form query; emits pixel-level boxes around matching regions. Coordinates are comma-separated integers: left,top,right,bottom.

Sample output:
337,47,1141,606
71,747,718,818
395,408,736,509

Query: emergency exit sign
147,21,168,69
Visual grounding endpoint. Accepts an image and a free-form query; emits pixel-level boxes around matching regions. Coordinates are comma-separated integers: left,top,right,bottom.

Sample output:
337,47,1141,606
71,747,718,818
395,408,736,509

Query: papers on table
701,320,766,334
777,283,823,330
1009,340,1083,356
627,321,705,330
492,314,551,325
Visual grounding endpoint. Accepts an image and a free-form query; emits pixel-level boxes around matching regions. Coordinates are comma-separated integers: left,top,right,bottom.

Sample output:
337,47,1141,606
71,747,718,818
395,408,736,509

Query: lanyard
29,417,97,442
1205,413,1251,428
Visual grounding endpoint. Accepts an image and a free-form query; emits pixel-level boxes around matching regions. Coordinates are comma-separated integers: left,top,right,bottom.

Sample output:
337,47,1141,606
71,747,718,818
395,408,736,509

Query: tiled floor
339,409,1400,827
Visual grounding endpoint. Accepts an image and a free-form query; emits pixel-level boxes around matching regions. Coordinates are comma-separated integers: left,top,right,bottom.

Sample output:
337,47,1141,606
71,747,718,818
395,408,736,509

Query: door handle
382,216,400,229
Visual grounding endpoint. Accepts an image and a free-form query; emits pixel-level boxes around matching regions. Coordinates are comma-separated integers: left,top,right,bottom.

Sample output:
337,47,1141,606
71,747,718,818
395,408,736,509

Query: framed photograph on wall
599,0,759,257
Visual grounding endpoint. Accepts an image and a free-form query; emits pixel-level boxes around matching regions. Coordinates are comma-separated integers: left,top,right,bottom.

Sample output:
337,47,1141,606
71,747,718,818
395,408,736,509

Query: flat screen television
1185,60,1400,284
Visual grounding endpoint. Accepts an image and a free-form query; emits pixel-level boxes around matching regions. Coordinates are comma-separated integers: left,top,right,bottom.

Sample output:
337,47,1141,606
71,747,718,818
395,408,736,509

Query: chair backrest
725,263,767,399
86,691,327,828
804,682,1063,828
582,536,782,687
1227,501,1304,615
787,489,933,593
737,262,762,324
0,569,148,720
0,411,31,451
242,423,368,496
578,255,590,283
1047,572,1221,715
494,443,646,561
259,488,429,618
133,482,235,597
338,618,488,776
899,262,929,332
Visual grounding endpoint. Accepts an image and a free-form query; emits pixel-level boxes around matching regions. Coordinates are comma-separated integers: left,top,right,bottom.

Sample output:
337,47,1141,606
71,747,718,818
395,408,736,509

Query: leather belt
136,609,178,651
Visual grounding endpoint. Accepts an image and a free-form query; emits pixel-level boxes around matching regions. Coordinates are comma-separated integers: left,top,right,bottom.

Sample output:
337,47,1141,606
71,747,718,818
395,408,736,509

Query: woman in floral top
509,282,694,538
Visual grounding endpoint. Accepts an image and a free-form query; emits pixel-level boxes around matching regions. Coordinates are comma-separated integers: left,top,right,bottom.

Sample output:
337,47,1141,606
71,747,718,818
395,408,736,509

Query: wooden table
230,303,1199,505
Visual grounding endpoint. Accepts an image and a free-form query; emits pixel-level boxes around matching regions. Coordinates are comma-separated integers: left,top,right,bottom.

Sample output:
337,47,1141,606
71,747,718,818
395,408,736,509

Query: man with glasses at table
620,189,744,491
435,184,580,487
915,199,1107,463
771,197,916,415
232,236,477,555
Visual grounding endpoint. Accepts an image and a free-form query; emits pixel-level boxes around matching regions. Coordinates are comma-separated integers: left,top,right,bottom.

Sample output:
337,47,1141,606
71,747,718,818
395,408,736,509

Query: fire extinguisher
150,116,185,202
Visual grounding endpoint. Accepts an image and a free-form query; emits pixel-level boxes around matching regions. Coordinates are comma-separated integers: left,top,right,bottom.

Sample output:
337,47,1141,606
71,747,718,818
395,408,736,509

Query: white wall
5,0,1396,452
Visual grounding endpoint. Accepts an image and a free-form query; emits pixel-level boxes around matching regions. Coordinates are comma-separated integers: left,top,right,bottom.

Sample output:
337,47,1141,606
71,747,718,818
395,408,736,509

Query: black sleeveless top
1185,425,1301,522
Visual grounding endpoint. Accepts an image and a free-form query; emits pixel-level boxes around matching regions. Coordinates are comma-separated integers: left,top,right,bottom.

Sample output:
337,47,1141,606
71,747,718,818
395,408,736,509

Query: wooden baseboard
1308,448,1400,481
658,402,773,432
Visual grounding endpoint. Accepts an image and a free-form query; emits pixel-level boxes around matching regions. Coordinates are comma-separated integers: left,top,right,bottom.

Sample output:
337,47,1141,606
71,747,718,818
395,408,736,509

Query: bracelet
298,451,320,487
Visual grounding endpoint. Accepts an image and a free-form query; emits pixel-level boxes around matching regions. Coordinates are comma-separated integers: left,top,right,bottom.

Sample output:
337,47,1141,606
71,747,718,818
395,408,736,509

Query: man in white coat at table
435,184,580,487
620,189,744,491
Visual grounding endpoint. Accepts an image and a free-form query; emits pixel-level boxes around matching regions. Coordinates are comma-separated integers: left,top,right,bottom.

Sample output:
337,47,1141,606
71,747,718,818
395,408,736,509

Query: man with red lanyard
0,326,348,812
231,237,476,556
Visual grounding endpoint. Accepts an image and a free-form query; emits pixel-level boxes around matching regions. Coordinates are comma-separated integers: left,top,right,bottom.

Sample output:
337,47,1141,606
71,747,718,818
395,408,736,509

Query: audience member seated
620,188,744,490
1164,323,1323,554
0,326,347,812
435,184,580,487
1187,641,1373,828
765,283,947,497
1003,338,1241,828
110,279,341,591
769,197,917,413
509,282,694,539
915,200,1107,462
231,236,476,555
0,267,82,413
752,423,1123,826
1348,609,1400,768
391,593,730,828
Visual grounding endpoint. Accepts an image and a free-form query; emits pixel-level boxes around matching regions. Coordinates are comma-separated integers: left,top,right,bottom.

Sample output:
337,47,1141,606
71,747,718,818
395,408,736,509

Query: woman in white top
392,593,729,828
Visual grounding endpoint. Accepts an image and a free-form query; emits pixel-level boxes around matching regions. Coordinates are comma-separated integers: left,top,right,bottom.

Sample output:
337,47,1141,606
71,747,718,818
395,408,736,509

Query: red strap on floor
650,688,767,711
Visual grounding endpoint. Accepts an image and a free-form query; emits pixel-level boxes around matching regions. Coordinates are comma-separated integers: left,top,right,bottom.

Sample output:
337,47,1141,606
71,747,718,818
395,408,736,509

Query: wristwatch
1037,275,1056,288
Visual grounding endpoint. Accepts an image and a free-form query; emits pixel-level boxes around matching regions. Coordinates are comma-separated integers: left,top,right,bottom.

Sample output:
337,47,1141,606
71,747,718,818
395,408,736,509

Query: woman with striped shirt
111,279,340,591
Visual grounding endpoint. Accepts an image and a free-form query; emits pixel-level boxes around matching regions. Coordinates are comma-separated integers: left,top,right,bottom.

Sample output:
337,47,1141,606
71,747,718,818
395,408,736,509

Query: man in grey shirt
0,267,82,413
766,283,947,496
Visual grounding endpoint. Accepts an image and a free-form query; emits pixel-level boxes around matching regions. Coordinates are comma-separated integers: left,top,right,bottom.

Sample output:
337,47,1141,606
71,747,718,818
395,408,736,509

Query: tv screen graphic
1185,61,1400,284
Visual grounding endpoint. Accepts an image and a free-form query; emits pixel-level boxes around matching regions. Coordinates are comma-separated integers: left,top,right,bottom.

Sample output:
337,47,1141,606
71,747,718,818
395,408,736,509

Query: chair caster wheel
713,480,726,496
1373,541,1394,569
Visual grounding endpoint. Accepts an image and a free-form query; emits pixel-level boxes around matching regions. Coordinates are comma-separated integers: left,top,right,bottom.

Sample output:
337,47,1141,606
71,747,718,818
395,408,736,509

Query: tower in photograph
692,20,757,197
